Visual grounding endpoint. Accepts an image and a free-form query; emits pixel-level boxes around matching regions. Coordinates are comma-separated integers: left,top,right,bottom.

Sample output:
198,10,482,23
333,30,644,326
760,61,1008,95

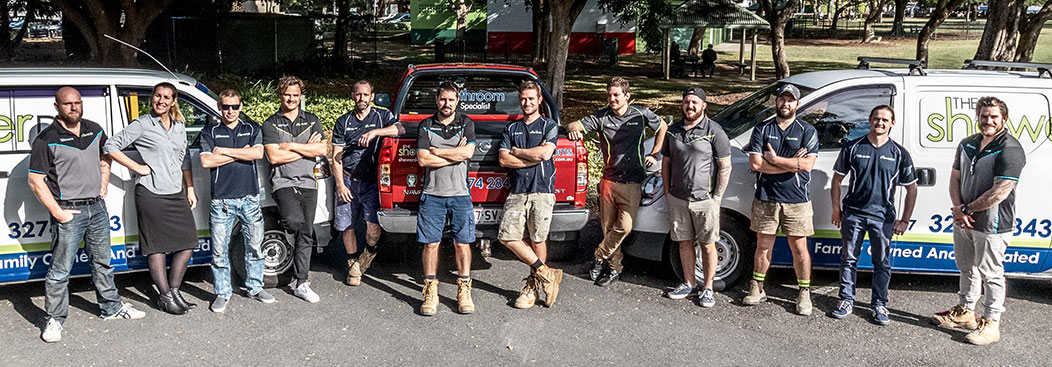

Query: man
829,105,918,325
262,76,328,303
700,44,717,78
498,80,564,309
931,96,1025,345
415,81,477,316
332,80,404,287
29,87,145,343
742,84,818,315
200,89,276,312
568,77,668,287
660,87,731,308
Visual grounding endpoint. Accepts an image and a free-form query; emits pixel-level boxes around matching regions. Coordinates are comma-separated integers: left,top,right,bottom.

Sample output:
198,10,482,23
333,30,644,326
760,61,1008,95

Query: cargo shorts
497,192,555,243
750,199,814,237
667,195,720,244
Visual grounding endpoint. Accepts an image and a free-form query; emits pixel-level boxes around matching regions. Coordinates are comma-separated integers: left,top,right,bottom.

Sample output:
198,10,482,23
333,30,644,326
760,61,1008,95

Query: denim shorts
416,194,475,244
335,177,381,231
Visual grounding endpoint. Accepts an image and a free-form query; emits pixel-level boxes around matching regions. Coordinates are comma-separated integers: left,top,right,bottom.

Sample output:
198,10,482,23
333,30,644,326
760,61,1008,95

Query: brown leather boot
742,280,767,306
420,278,439,316
534,265,563,307
513,276,538,309
930,305,979,329
346,259,362,286
456,278,475,314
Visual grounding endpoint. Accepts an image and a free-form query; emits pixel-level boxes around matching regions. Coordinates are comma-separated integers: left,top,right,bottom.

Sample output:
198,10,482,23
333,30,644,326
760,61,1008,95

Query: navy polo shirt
500,116,558,194
28,119,108,200
833,136,917,223
200,120,263,199
744,119,820,203
332,107,400,182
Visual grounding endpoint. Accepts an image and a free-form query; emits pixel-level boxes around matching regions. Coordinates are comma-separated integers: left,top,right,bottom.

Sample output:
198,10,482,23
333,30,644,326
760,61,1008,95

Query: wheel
667,214,754,292
230,214,295,289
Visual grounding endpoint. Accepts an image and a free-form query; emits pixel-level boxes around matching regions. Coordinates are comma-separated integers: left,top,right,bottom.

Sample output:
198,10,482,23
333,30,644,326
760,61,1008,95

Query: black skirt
134,184,198,255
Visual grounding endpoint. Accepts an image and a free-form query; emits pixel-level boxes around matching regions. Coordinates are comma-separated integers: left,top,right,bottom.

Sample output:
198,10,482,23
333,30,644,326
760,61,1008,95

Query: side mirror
375,93,391,108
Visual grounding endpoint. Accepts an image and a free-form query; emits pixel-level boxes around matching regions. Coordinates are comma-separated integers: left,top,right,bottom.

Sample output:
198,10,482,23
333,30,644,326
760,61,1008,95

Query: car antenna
103,34,185,83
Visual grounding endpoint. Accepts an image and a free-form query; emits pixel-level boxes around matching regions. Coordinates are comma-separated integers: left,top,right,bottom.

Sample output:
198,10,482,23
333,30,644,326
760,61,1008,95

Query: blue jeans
838,213,893,307
210,195,265,298
416,194,475,244
45,200,122,323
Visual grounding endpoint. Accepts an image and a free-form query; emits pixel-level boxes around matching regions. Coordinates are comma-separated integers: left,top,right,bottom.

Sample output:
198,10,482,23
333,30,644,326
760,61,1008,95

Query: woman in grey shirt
104,82,198,315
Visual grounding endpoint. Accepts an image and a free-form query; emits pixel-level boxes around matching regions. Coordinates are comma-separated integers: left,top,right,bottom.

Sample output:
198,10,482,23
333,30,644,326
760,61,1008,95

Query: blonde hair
153,82,185,123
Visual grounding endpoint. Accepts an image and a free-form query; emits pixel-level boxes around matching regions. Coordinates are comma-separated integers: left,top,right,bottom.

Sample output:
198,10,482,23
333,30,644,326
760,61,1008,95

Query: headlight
640,173,663,206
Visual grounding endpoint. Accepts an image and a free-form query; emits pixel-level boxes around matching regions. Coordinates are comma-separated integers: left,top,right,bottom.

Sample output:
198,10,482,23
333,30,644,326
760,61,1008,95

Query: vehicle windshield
713,82,814,139
400,73,549,137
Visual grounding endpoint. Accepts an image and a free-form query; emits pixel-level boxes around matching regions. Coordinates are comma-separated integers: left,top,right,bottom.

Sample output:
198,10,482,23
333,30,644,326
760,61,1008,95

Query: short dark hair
518,80,541,96
352,80,373,93
976,96,1008,117
277,76,305,95
607,77,630,95
437,80,460,96
869,104,895,121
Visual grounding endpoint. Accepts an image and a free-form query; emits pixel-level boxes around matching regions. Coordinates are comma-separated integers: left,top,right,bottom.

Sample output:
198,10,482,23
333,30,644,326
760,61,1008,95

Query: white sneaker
293,282,320,303
41,318,62,343
102,303,146,320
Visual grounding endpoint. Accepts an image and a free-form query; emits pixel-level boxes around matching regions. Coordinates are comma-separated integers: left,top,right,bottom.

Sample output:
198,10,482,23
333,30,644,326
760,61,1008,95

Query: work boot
534,265,563,307
965,318,1001,345
513,276,538,309
796,288,813,316
359,250,377,273
931,305,979,329
346,259,362,286
457,278,475,314
420,278,439,316
742,280,767,306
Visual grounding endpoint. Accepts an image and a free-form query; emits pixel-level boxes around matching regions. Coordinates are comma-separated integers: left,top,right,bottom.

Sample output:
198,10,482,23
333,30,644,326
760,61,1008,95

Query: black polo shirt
833,136,917,223
28,119,108,200
500,116,558,194
661,117,732,202
200,120,263,199
744,119,819,204
332,107,400,182
953,130,1026,234
578,105,664,184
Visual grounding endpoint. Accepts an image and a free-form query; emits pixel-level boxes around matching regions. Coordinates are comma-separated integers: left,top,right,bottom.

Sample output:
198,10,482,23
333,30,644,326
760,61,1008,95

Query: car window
119,88,217,147
399,73,550,137
714,82,815,140
797,86,895,150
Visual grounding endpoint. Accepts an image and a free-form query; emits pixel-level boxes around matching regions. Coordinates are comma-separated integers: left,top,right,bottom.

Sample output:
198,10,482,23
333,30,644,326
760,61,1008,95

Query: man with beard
567,77,667,287
332,80,404,287
660,87,731,308
415,81,477,316
931,96,1025,346
30,87,146,343
262,76,328,303
829,105,918,325
742,84,819,315
498,80,563,309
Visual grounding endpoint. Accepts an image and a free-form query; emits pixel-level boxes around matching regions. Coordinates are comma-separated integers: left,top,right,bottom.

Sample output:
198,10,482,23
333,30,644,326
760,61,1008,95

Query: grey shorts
498,193,555,243
667,195,720,244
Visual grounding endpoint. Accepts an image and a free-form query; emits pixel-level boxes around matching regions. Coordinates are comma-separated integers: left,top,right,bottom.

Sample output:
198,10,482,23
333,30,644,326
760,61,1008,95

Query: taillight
378,141,394,193
575,142,588,193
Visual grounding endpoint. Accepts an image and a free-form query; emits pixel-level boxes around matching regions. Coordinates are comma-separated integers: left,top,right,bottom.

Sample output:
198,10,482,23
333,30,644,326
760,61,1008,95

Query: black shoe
157,291,188,315
596,270,620,287
589,259,605,281
171,288,197,310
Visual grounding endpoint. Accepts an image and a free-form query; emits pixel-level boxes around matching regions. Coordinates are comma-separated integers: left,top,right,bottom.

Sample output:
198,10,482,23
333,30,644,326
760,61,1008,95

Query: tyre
667,214,754,292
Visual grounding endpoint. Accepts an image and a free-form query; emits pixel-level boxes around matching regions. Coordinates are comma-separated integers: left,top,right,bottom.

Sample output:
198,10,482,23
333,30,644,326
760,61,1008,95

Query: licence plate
474,208,503,224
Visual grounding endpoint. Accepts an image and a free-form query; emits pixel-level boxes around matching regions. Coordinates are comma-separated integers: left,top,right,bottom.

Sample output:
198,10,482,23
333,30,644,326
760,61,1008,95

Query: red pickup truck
372,64,590,260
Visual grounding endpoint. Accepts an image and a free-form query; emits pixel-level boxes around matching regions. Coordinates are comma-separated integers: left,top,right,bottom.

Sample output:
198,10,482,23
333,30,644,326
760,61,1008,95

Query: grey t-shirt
661,117,731,202
29,119,108,200
953,130,1026,234
102,113,191,195
579,105,663,184
417,113,476,197
262,110,324,191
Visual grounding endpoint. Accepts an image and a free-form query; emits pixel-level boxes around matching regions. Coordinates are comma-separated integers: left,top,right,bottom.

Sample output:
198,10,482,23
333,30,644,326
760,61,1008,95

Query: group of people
29,75,1024,347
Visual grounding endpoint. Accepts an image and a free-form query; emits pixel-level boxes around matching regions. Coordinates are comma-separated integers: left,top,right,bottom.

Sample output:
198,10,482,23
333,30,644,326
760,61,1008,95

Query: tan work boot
420,278,439,316
513,276,538,309
534,265,563,307
457,278,475,314
930,305,979,329
796,288,813,316
965,317,1001,345
359,250,377,273
346,259,362,286
742,280,767,306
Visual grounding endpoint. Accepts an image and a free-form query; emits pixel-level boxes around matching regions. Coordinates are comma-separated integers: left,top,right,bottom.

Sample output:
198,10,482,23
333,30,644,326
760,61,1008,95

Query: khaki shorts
498,193,556,243
750,200,814,237
667,195,720,244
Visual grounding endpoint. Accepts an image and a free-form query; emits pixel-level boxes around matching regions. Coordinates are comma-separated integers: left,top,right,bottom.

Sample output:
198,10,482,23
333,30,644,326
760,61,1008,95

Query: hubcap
713,230,739,280
261,230,293,277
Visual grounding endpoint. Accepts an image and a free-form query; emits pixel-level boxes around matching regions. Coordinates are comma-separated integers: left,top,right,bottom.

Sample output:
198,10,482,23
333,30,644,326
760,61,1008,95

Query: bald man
29,87,145,343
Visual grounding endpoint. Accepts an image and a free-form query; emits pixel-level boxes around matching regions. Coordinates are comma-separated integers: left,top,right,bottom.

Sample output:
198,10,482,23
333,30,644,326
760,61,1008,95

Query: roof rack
964,59,1052,78
857,57,926,76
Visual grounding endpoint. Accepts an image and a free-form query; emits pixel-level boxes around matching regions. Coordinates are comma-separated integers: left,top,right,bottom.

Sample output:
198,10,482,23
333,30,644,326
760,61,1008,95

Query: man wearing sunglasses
200,89,275,312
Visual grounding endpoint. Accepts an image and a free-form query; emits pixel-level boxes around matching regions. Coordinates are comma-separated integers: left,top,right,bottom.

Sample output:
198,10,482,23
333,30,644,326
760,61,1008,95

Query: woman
104,82,199,315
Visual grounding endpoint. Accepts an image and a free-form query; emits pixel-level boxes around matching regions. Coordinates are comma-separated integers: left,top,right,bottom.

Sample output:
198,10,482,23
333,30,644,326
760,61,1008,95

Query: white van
0,68,333,287
625,59,1052,290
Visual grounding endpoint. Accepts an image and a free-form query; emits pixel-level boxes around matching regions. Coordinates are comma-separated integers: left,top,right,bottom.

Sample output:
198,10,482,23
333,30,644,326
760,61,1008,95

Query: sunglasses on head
220,104,241,111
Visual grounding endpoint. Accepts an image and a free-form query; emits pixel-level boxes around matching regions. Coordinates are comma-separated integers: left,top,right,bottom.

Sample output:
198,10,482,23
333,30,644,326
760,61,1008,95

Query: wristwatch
961,204,973,216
